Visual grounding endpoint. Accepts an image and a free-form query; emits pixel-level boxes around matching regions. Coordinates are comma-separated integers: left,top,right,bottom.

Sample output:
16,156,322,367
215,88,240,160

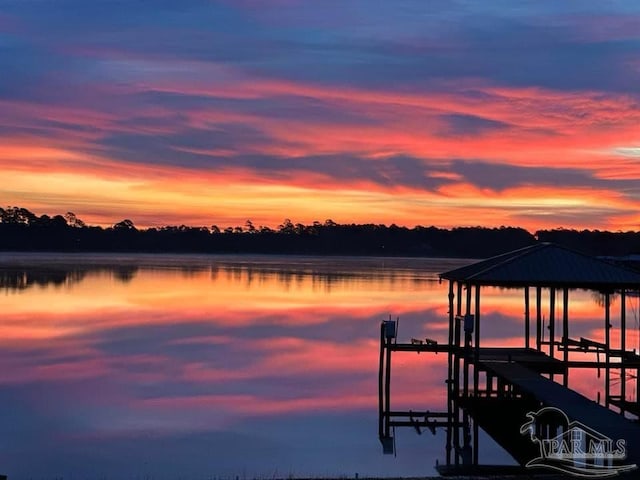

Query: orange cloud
2,75,640,230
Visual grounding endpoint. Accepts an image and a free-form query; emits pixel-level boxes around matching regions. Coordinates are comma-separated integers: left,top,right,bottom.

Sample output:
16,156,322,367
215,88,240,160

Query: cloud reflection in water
0,254,620,478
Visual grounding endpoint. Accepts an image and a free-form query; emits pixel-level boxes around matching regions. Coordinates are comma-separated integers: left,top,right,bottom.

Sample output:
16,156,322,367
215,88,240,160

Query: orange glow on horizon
1,76,640,230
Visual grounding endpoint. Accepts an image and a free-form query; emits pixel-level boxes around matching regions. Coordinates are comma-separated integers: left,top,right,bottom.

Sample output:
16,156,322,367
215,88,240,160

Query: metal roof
440,243,640,289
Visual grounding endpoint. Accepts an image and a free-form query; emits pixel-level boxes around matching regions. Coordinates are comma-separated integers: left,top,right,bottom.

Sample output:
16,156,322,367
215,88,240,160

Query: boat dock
378,243,640,476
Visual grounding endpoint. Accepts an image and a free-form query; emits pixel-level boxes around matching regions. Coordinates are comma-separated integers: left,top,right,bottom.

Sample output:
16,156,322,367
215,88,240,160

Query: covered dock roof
440,242,640,289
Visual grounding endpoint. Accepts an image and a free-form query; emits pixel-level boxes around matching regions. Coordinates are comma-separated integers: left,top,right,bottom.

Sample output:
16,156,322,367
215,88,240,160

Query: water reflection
0,267,88,291
0,254,454,293
0,253,628,479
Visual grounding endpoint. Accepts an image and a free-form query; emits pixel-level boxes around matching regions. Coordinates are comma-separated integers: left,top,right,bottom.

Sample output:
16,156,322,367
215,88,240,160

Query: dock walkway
481,359,640,465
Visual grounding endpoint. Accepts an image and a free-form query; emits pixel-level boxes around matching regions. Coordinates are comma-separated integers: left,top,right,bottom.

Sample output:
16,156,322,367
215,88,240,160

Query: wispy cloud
1,0,639,229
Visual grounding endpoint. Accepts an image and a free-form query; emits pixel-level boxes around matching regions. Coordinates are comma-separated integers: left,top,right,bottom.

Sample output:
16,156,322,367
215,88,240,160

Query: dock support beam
549,288,556,382
463,283,471,398
378,323,385,440
621,289,626,415
446,281,454,465
549,288,556,359
536,287,542,351
462,282,472,468
454,282,462,465
473,285,480,467
562,288,569,387
605,292,611,408
524,287,530,349
474,284,481,377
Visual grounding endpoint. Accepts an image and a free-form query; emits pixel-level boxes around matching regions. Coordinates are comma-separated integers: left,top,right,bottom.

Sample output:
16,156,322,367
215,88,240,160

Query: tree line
1,206,639,258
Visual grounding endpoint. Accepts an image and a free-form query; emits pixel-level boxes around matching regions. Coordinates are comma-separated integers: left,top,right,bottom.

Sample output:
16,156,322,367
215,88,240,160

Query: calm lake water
0,253,634,479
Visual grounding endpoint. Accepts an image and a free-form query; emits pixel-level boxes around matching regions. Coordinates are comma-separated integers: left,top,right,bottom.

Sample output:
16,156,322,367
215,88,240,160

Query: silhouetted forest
1,206,640,258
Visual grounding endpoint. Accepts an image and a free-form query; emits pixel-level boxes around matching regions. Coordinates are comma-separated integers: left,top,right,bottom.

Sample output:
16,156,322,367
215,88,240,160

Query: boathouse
379,243,640,476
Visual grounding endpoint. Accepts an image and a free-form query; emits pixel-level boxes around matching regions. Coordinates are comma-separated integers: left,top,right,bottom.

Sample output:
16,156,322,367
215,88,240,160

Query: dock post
637,365,640,418
474,284,480,387
524,287,530,349
621,289,626,414
472,284,480,467
549,288,556,382
563,288,569,387
472,282,481,433
378,322,385,440
383,322,393,438
549,287,555,359
461,283,472,464
454,282,462,465
605,292,611,408
448,281,455,353
463,283,471,398
536,287,542,350
446,281,455,465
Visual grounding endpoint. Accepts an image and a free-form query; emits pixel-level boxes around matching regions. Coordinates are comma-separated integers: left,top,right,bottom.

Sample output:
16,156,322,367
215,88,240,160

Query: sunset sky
2,1,640,230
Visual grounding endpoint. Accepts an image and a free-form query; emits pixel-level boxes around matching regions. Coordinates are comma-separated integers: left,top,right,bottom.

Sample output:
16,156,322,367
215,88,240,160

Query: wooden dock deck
474,347,567,374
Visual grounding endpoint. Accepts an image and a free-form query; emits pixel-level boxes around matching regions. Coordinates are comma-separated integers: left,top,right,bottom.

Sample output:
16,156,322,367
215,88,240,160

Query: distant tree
279,218,295,234
113,219,137,231
294,222,306,235
5,204,640,257
64,212,86,228
308,221,322,235
245,220,256,233
1,206,36,225
50,215,68,228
